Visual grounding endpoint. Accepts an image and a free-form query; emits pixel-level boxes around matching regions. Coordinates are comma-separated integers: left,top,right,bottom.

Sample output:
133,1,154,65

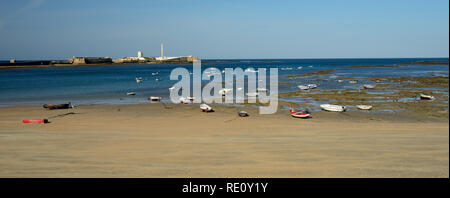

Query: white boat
187,97,195,102
363,84,376,89
149,96,161,101
308,65,313,68
281,67,292,71
246,92,258,97
320,104,345,112
337,80,344,83
127,92,136,96
298,85,309,90
219,88,232,96
257,88,268,92
136,77,143,83
245,68,257,73
200,104,213,112
238,110,249,117
419,93,434,100
179,97,190,104
297,66,303,70
307,84,318,89
155,78,163,81
356,105,372,110
152,72,159,76
349,80,358,84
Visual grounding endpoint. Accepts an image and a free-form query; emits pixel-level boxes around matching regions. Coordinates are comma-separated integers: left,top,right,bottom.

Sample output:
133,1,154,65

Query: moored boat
149,96,161,101
419,93,434,100
349,80,358,84
363,84,376,89
320,104,345,112
200,104,213,112
298,85,309,90
356,105,373,110
289,107,311,118
238,110,249,117
43,103,73,110
127,92,136,96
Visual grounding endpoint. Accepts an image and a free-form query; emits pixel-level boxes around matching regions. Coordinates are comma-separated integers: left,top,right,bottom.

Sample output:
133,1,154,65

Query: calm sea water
0,58,448,107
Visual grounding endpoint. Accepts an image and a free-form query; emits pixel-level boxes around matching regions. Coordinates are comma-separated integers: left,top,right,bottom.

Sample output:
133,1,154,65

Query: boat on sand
149,96,161,101
289,107,311,118
363,84,376,89
238,111,249,117
419,93,434,100
200,104,213,112
298,85,309,90
356,105,373,110
320,104,345,112
43,103,73,110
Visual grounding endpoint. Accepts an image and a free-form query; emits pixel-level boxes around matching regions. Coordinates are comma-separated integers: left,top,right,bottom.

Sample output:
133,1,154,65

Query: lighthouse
160,43,164,59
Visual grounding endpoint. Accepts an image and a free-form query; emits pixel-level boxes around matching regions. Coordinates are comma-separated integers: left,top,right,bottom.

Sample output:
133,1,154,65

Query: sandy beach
0,103,448,177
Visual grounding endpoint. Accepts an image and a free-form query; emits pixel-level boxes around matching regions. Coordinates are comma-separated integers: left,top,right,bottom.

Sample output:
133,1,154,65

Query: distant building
113,51,146,63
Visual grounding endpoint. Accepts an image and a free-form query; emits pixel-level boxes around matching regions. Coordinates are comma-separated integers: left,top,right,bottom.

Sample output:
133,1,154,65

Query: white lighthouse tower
160,43,164,59
137,51,143,58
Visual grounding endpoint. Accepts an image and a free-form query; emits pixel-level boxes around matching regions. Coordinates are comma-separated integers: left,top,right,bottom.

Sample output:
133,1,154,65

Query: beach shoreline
0,103,448,177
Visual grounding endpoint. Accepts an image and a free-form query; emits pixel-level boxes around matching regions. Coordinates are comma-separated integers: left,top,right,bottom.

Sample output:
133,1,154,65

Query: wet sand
0,104,448,177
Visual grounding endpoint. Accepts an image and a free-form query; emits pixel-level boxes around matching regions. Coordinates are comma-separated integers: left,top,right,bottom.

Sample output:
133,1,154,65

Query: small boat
200,104,213,112
152,72,159,76
349,80,358,84
179,97,190,104
356,105,373,110
219,88,232,96
307,84,318,89
337,80,344,83
320,104,345,112
127,92,136,96
149,96,161,101
246,92,258,97
136,77,143,83
43,103,73,110
308,65,313,68
298,85,309,90
155,78,163,81
297,66,303,70
257,88,268,92
363,84,376,89
23,119,49,124
419,93,435,100
245,68,257,73
187,97,195,102
238,110,249,117
281,67,292,71
289,107,311,118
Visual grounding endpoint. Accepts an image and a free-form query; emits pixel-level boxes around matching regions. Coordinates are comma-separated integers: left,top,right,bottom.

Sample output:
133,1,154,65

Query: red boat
289,107,311,118
23,119,49,124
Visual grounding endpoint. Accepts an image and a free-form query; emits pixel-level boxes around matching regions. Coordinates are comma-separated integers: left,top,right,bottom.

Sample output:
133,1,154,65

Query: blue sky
0,0,448,59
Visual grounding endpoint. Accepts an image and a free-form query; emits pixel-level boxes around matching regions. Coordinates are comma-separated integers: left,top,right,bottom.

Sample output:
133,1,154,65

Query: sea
0,58,448,107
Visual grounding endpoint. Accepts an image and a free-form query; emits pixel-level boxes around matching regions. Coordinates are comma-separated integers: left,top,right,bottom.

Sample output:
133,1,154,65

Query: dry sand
0,104,448,177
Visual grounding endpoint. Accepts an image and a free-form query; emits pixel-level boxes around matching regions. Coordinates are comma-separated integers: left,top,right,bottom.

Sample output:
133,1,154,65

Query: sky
0,0,448,60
